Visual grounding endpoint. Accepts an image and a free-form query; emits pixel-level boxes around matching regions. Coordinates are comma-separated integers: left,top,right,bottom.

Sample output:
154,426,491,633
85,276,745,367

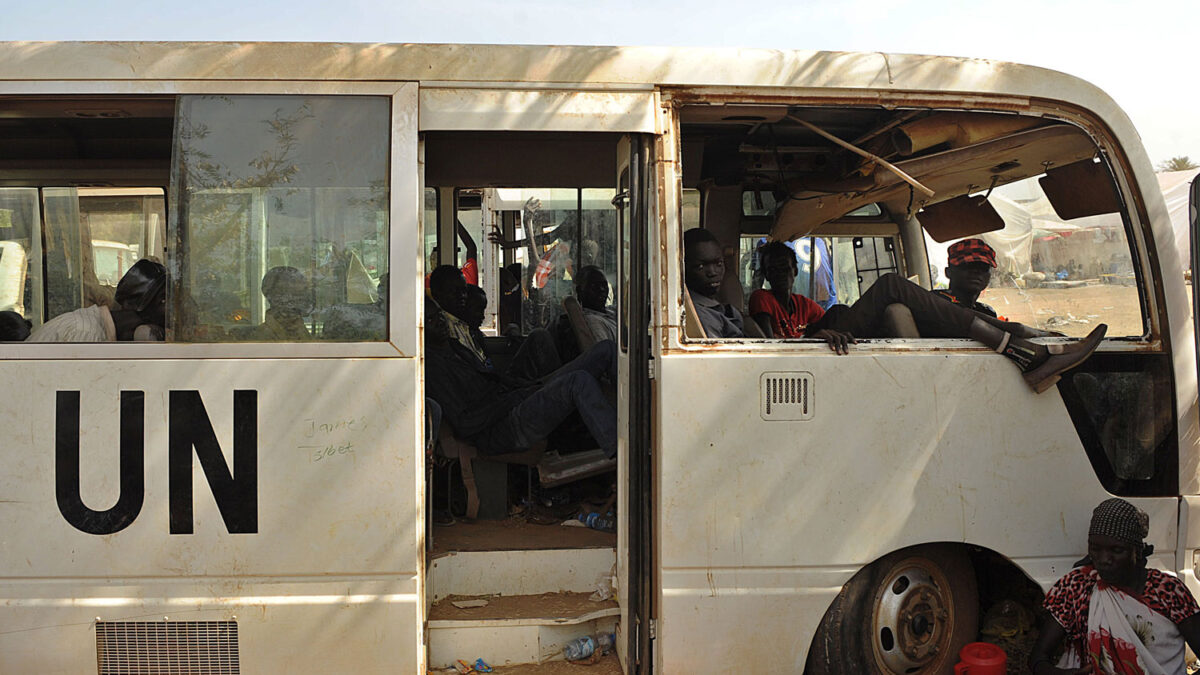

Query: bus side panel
0,358,422,674
654,350,1176,673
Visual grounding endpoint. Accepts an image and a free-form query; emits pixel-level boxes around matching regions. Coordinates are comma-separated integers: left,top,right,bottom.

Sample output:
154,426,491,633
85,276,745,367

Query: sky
1,0,1196,167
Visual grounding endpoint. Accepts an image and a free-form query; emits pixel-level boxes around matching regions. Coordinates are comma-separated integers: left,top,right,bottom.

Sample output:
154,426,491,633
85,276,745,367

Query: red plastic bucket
953,642,1007,675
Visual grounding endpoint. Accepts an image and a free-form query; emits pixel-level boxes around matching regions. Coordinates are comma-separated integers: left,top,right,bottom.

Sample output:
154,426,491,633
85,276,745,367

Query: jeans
505,328,562,381
493,340,617,458
813,273,992,338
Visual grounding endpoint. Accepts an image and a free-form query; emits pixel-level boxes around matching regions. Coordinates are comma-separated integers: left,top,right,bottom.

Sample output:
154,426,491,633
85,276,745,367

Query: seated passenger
28,259,166,342
575,265,617,343
684,228,1104,393
749,241,826,338
424,307,617,458
249,266,313,341
323,273,387,340
0,310,31,341
429,264,560,379
1029,498,1200,673
932,239,1007,319
684,228,745,338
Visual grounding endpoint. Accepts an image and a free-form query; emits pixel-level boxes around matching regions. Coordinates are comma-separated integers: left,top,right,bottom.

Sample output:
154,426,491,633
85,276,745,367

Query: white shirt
27,305,117,342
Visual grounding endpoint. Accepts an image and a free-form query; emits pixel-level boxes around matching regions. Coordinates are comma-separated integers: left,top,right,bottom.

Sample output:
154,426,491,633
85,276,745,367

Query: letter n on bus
169,390,258,534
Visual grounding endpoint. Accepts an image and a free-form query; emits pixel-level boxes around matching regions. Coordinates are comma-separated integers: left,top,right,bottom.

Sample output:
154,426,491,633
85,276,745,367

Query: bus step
428,592,618,669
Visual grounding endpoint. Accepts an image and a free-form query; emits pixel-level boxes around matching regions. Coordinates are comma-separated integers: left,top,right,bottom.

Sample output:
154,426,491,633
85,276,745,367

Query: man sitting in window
749,241,826,338
933,238,1008,320
684,228,745,338
804,265,1105,393
686,228,1106,393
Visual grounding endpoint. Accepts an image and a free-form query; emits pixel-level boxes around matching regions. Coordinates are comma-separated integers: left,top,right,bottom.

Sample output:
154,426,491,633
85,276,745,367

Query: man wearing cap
1029,498,1200,674
27,259,167,342
933,238,1007,320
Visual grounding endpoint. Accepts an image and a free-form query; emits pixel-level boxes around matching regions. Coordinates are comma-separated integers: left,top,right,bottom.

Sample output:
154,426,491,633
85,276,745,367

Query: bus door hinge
647,357,656,380
649,618,657,639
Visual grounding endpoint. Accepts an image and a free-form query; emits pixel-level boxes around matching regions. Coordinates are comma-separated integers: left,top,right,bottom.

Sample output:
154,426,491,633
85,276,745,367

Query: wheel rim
871,559,955,673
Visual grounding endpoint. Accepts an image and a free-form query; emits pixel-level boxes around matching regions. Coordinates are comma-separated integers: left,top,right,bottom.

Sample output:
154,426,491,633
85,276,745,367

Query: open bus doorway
421,131,650,672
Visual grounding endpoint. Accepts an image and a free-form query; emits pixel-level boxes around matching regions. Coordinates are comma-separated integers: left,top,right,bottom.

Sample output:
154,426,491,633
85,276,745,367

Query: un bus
0,42,1195,674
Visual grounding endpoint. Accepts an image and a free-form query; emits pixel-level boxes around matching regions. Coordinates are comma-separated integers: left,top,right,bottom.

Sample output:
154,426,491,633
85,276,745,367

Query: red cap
948,238,996,268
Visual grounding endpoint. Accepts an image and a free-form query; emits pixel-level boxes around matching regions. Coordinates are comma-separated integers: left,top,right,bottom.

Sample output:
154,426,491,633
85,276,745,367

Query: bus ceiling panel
0,160,169,188
0,96,176,119
419,88,657,133
423,132,618,188
771,124,1098,242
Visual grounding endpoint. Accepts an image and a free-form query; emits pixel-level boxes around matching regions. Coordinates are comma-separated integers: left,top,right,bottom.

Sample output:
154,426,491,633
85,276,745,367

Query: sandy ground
981,283,1145,337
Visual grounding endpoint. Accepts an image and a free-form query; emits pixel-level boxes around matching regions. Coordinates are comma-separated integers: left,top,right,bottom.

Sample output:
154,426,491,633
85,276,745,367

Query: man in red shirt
749,241,826,338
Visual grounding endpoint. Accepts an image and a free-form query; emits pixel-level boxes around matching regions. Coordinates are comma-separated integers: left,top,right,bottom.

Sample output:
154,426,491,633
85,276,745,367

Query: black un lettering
54,390,258,535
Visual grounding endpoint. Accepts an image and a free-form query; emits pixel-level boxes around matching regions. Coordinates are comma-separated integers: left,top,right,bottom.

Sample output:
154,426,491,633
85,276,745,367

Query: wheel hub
873,563,953,672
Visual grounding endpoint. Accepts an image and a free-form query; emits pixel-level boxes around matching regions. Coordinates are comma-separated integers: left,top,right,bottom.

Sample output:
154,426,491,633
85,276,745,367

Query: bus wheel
806,544,978,675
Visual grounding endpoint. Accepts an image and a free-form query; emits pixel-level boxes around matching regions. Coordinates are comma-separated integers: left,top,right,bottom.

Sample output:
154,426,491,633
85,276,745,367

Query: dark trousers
492,340,617,458
813,273,994,338
505,328,562,381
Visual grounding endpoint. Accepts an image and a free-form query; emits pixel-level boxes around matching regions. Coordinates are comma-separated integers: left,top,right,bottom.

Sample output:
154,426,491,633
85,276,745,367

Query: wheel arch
805,541,1045,674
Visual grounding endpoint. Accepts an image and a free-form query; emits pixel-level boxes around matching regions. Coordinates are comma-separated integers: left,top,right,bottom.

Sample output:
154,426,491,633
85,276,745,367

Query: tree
1156,156,1199,172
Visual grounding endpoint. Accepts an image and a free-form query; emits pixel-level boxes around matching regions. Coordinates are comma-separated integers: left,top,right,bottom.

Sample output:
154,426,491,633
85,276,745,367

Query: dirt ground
981,283,1144,337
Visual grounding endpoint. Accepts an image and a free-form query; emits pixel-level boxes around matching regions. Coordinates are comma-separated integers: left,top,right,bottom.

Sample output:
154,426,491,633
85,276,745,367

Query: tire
806,544,978,675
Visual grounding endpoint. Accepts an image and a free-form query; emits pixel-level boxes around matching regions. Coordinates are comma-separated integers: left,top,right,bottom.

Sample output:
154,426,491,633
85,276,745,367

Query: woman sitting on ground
1029,498,1200,674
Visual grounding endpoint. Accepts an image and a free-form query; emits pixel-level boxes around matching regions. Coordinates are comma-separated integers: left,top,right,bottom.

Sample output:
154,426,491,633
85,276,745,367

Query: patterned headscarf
1089,498,1150,548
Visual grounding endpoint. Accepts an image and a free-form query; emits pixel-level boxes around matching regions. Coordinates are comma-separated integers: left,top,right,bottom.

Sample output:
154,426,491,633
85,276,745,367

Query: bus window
922,172,1145,338
171,95,390,342
738,234,895,311
2,187,165,330
0,188,39,323
490,187,617,335
680,105,1147,343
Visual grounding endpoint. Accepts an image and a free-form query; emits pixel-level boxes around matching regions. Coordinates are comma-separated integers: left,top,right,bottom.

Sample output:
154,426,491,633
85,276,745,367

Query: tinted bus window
170,95,390,342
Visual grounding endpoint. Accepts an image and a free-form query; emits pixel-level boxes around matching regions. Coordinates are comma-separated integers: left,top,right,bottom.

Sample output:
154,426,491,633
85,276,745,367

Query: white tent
1157,168,1200,271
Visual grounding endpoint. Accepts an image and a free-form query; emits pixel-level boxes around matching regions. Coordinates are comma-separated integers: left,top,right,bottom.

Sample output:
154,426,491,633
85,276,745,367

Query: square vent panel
760,371,814,421
96,620,239,675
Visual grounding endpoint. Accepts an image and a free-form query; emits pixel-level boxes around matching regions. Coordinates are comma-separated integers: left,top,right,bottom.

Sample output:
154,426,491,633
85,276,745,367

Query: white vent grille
96,620,239,675
760,371,814,421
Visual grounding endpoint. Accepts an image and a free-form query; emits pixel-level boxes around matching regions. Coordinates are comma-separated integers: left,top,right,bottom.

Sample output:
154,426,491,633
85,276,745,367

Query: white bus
0,42,1195,674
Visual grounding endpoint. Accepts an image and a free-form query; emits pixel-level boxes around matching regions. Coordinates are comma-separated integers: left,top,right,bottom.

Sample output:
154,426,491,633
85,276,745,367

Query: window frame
670,116,1165,356
0,80,417,360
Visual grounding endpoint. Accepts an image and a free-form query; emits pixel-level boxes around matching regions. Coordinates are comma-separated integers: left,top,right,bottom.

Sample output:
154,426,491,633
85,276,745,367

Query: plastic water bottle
563,635,596,661
596,631,615,655
578,512,616,533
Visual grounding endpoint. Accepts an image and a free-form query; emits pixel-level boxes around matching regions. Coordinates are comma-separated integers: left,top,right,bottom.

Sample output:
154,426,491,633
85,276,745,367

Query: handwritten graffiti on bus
54,390,258,535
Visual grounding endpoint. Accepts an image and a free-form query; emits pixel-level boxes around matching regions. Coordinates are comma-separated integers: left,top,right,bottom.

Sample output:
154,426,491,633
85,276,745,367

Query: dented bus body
0,42,1195,674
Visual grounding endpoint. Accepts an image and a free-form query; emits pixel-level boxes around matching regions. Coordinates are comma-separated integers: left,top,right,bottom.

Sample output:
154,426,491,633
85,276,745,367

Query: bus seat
682,289,707,339
740,308,766,338
437,420,543,520
562,296,598,352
